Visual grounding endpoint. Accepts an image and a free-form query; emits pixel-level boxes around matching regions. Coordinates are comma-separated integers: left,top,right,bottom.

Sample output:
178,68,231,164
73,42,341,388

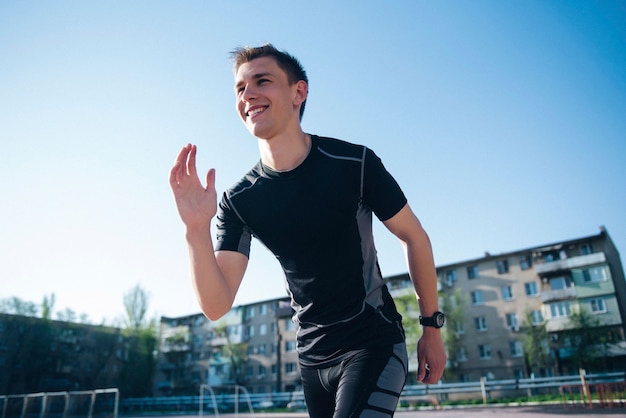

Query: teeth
248,107,266,117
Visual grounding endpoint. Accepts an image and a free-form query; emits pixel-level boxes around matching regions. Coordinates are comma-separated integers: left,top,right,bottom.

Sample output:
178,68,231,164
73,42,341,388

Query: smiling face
234,56,307,140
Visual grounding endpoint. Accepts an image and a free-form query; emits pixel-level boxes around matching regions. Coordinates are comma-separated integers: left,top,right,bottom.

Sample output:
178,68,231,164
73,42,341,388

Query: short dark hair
230,44,309,120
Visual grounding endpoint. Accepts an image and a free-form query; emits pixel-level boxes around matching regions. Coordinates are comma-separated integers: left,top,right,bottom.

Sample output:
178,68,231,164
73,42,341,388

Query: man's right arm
170,144,247,320
186,229,248,320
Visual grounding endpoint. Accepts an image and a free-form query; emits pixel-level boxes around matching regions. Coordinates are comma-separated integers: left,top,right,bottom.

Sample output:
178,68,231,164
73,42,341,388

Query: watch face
434,312,445,327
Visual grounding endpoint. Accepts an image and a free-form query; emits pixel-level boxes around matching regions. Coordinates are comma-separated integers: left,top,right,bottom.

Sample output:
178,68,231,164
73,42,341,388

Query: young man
169,44,446,417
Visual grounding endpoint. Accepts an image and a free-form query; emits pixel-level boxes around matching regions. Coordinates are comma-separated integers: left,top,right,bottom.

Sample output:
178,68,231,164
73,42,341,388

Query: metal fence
0,389,118,418
401,371,625,404
119,371,625,414
3,371,623,418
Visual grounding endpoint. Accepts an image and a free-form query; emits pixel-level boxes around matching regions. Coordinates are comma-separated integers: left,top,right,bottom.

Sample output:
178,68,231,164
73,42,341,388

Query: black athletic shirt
215,135,407,367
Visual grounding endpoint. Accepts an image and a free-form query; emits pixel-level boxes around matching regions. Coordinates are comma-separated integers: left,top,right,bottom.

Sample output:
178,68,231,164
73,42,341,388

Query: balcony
534,252,606,275
541,286,577,302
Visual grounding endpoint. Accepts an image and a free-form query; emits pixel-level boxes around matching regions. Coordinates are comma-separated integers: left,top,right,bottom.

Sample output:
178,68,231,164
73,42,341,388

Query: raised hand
169,144,217,231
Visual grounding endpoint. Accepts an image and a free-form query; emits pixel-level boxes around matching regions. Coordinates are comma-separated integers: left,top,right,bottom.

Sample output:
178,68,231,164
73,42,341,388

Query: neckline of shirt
261,134,317,179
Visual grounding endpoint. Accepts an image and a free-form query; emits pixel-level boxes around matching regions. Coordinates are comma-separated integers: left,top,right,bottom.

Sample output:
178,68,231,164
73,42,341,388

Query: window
259,324,267,335
445,269,458,286
530,309,544,324
246,306,255,319
467,265,479,279
459,373,471,382
475,316,487,331
519,255,532,270
247,345,255,355
271,364,277,375
580,244,593,255
544,251,561,262
455,321,465,335
583,266,607,283
247,325,255,338
506,313,519,330
514,369,524,380
479,344,491,359
259,304,268,315
550,302,571,318
286,363,297,373
285,319,296,331
501,286,514,301
590,298,606,313
471,290,483,305
285,340,297,352
258,344,266,355
549,276,571,290
258,365,266,377
227,325,239,337
525,282,539,297
497,259,509,274
246,366,254,377
457,347,468,362
510,341,523,357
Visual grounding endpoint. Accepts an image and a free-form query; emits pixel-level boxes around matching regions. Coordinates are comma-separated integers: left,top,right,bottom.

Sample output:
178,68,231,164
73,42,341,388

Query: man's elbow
201,303,232,321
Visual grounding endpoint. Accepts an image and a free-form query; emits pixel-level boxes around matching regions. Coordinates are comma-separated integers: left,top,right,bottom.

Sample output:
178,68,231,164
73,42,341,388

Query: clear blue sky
1,1,625,324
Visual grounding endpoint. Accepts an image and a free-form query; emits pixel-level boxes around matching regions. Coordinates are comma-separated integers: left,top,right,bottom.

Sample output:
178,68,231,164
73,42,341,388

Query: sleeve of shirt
362,147,408,222
215,192,252,258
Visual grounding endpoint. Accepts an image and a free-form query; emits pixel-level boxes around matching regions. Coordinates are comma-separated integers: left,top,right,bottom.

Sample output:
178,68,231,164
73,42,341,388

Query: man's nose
242,85,257,101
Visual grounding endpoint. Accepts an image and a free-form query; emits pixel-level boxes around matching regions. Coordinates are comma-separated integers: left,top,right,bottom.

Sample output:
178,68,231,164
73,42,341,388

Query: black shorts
300,342,408,418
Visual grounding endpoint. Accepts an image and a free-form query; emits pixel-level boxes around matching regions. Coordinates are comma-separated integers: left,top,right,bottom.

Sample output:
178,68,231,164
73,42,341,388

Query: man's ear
293,80,308,106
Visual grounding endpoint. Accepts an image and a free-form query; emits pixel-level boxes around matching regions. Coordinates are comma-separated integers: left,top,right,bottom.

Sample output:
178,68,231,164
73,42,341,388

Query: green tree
395,292,420,351
214,322,249,386
520,311,551,376
395,288,466,382
440,288,467,381
118,284,158,397
41,293,55,320
56,308,78,322
0,296,38,316
561,308,612,372
1,315,55,393
160,329,196,394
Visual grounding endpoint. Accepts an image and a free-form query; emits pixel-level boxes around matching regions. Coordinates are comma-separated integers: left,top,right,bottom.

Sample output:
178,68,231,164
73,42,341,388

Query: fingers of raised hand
170,144,198,186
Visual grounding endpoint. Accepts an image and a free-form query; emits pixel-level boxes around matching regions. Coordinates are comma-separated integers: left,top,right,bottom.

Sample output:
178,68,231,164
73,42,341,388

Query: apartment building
242,298,300,393
387,226,626,383
156,298,300,396
157,227,625,393
0,314,131,395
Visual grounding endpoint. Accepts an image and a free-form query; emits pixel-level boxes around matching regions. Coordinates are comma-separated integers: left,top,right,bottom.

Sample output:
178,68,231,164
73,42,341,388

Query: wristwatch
419,311,445,328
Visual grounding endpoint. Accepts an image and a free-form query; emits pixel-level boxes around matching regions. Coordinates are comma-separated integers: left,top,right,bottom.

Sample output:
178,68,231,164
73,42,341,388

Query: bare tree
123,283,151,334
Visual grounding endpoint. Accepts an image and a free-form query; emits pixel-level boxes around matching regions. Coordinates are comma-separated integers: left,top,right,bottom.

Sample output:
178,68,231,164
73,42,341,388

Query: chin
247,126,273,140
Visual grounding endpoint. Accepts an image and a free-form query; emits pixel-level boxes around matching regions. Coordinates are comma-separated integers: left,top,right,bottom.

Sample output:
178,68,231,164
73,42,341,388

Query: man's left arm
383,203,447,383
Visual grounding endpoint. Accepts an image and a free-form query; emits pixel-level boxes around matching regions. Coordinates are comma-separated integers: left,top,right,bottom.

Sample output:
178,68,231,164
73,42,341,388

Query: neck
258,130,311,172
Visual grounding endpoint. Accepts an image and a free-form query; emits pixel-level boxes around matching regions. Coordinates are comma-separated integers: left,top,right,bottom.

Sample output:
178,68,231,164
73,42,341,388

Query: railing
541,286,577,302
0,389,118,418
114,371,625,414
534,252,606,274
402,371,624,403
